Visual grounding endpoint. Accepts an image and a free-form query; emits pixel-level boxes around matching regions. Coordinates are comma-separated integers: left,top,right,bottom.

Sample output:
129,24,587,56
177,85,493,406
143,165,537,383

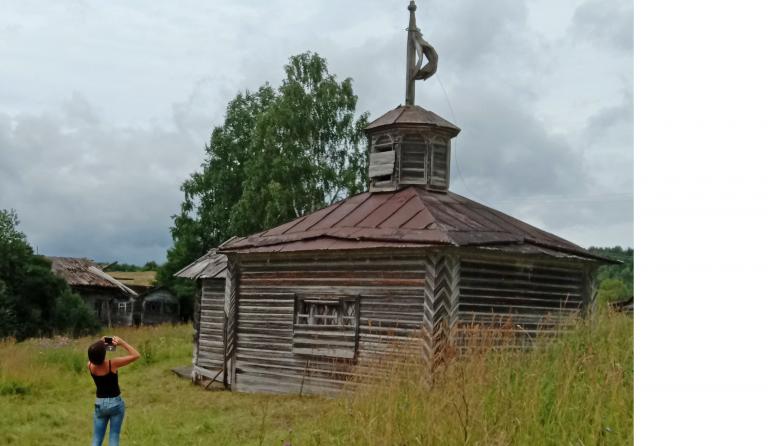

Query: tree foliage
595,278,631,306
589,246,634,304
158,52,369,319
0,209,99,340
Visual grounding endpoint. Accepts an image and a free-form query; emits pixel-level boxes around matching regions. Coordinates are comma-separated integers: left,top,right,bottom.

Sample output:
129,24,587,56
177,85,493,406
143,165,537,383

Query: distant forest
589,246,634,305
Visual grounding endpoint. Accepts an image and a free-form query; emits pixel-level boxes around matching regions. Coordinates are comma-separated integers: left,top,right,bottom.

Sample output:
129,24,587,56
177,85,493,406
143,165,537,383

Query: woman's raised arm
109,336,141,369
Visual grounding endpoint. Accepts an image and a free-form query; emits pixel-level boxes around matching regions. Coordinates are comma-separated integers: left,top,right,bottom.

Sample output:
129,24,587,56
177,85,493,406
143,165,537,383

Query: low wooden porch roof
174,250,228,280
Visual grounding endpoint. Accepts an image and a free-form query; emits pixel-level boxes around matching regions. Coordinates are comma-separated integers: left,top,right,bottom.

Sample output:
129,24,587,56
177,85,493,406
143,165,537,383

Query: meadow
0,310,632,445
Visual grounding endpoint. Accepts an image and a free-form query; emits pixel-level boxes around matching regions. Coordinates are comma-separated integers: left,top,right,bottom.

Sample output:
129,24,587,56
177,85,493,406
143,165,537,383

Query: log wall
79,290,134,327
193,278,226,381
457,254,591,340
231,252,426,395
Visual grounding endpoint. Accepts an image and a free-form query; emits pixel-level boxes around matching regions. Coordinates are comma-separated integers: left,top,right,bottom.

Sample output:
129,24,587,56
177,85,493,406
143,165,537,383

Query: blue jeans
92,396,125,446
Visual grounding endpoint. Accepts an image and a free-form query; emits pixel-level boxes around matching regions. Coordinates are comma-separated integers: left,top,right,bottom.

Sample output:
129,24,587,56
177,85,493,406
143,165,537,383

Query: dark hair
88,341,106,365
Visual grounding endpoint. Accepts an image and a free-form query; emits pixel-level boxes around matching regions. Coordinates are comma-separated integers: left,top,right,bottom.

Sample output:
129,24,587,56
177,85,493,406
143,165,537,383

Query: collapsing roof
106,271,157,288
219,186,611,262
48,257,138,297
174,250,227,280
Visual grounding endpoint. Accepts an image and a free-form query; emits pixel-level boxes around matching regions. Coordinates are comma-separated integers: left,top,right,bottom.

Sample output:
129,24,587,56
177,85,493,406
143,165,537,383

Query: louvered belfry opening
365,105,460,192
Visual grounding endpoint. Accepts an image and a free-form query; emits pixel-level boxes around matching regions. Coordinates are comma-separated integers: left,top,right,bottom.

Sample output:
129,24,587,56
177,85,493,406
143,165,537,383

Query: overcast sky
0,0,632,265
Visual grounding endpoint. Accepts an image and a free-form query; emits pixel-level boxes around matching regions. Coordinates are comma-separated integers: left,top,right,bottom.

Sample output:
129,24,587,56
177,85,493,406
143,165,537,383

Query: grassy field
0,311,633,445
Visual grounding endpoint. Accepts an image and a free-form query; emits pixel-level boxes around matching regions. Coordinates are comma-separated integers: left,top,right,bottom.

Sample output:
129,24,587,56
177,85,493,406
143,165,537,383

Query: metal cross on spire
405,1,438,106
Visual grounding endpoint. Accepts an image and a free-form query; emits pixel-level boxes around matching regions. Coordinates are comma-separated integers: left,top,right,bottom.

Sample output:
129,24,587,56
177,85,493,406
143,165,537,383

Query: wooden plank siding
456,254,592,344
230,252,427,395
193,278,225,381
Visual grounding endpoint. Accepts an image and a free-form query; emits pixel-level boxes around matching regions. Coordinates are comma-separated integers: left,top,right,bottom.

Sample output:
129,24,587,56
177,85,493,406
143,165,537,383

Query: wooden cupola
365,1,461,193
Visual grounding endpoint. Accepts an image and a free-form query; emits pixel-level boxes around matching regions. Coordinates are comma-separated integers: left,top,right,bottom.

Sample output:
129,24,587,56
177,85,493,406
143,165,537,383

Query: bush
53,291,100,338
0,379,31,396
0,282,17,339
596,278,631,306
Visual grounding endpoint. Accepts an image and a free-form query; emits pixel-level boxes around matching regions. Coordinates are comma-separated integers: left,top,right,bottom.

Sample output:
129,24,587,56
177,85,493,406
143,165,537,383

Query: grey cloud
570,0,634,52
0,93,210,264
451,95,590,199
0,0,633,262
431,0,530,68
580,90,634,192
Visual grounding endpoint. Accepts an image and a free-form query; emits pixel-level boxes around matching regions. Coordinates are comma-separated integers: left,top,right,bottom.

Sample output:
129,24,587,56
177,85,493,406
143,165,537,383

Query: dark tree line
0,209,99,340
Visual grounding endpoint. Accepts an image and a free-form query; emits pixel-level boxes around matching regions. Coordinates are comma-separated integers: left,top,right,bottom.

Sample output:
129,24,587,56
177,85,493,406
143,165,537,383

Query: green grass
0,312,633,445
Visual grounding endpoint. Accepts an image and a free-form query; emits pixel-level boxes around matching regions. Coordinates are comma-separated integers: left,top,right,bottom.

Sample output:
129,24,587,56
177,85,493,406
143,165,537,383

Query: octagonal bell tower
365,1,461,193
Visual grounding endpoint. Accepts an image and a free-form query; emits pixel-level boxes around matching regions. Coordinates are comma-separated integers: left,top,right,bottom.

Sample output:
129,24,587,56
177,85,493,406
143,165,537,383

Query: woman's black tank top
90,360,121,398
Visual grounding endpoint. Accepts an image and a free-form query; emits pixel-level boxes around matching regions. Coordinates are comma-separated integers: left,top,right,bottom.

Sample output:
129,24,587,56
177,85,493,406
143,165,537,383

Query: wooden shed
106,270,158,325
48,256,138,327
139,287,180,326
198,2,613,395
175,250,228,384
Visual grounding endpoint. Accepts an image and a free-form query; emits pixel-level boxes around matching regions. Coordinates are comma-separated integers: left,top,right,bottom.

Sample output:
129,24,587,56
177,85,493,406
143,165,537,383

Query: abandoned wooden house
48,256,138,327
138,287,181,326
175,250,228,384
105,270,158,325
181,1,614,395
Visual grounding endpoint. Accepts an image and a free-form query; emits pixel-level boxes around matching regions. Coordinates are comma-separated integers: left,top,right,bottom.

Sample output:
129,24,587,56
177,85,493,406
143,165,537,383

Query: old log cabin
105,270,157,325
139,287,181,326
181,1,614,395
175,250,228,384
48,256,138,327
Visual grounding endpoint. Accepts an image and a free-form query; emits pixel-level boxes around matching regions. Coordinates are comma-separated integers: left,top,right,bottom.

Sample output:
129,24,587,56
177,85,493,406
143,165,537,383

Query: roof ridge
375,191,418,228
408,188,440,229
328,192,372,229
394,106,408,122
345,189,408,227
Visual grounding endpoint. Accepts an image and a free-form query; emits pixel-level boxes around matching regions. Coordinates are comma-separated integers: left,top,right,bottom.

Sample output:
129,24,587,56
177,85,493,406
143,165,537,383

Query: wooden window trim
292,294,360,359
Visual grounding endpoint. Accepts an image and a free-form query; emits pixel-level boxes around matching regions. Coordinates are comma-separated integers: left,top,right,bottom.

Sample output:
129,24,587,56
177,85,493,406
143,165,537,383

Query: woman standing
87,336,141,446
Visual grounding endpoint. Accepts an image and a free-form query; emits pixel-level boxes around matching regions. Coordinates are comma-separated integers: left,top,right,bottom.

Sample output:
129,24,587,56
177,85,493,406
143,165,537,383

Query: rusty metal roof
220,187,608,261
365,105,460,136
48,257,138,296
174,250,227,280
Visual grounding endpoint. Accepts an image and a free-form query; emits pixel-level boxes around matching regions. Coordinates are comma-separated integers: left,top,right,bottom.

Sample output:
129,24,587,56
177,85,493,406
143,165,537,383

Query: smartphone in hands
104,336,116,352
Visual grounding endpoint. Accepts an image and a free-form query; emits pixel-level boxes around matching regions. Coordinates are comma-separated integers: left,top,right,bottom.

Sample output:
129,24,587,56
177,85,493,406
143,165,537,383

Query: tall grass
0,311,632,445
313,309,633,445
